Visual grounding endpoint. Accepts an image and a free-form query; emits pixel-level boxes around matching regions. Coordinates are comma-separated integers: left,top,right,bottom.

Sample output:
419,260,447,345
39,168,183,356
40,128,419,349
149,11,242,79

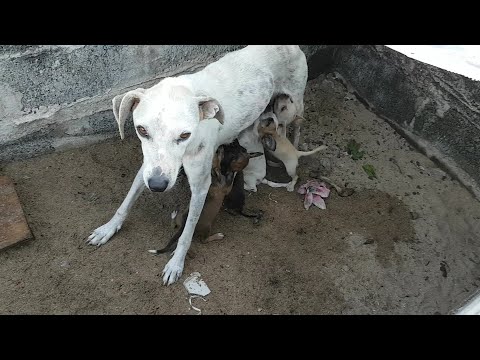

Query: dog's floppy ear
196,96,224,124
112,88,145,140
262,135,276,152
216,145,225,163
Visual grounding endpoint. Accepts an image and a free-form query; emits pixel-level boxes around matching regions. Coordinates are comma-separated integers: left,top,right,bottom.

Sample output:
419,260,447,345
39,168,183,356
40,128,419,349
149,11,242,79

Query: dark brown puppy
149,141,262,255
223,140,264,221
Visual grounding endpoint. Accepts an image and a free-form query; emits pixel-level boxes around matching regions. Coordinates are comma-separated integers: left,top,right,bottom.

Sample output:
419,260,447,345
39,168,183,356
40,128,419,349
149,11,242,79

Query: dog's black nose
148,175,169,192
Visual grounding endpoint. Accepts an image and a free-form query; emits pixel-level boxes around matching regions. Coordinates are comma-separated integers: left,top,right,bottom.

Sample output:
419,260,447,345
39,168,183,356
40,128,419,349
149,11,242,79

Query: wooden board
0,176,33,250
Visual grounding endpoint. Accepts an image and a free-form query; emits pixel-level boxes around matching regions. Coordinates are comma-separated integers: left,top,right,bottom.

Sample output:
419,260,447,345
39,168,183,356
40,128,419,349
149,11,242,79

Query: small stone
410,211,420,220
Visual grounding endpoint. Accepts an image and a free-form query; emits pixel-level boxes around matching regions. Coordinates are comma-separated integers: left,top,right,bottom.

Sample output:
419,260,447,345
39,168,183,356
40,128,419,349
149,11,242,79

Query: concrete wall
0,45,328,164
331,45,480,200
0,45,248,162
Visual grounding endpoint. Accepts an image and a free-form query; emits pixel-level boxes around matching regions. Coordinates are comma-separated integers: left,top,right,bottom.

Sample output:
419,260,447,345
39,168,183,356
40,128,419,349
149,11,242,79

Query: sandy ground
1,74,480,315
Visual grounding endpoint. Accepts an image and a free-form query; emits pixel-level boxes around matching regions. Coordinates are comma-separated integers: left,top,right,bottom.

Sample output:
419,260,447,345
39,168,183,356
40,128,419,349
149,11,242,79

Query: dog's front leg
161,158,211,285
87,164,146,246
293,123,301,149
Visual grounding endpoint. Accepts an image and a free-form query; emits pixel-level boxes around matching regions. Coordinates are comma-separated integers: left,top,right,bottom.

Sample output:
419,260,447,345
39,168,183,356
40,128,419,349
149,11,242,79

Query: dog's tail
296,145,327,158
148,211,187,255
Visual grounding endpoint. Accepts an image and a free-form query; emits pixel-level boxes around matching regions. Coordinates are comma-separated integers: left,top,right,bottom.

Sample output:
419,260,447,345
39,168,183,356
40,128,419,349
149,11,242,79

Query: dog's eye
136,126,148,137
179,132,191,141
281,106,287,112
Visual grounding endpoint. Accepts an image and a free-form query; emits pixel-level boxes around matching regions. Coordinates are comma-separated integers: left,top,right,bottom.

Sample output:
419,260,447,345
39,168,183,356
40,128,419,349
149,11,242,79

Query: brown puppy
149,141,261,255
223,139,263,220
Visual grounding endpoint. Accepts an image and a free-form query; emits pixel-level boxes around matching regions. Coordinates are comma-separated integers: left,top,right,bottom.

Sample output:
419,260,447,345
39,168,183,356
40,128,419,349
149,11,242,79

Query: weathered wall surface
0,45,247,162
0,45,329,164
330,45,480,199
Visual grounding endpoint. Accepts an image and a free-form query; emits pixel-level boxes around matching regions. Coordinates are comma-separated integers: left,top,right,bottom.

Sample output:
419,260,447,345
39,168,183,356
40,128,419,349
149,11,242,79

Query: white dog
87,45,308,285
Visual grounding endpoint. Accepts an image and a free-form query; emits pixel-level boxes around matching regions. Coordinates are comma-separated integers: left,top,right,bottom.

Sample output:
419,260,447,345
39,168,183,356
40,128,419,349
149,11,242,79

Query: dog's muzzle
148,168,170,192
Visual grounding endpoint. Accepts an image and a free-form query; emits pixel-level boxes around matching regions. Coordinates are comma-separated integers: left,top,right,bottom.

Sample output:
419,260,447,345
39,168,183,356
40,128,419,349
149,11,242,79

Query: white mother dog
87,45,308,285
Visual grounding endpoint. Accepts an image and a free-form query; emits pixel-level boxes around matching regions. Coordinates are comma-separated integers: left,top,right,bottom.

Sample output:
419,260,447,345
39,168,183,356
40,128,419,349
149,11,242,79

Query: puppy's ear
211,146,224,179
216,145,225,163
196,96,224,124
112,88,145,140
262,135,276,151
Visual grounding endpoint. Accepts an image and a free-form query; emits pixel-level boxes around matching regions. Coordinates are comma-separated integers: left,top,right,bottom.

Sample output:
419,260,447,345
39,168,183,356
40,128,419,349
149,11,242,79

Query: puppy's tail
149,212,187,255
296,145,327,158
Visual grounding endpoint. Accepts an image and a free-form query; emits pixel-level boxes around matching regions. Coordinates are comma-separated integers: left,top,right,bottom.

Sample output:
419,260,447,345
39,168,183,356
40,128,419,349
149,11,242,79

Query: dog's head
220,139,263,184
273,94,297,125
112,79,224,192
257,112,280,152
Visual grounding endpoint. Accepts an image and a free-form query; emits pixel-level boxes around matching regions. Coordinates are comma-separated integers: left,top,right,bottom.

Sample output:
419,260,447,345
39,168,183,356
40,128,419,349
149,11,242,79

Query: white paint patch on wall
386,45,480,82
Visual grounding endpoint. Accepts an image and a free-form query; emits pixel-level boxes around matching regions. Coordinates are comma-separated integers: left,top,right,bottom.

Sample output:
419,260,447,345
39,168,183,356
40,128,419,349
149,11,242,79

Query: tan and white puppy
259,113,326,192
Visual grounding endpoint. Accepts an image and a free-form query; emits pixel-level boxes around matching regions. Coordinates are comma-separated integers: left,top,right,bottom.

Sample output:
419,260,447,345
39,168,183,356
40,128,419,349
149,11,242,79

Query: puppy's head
220,140,263,175
112,78,224,192
257,112,280,151
257,110,279,136
273,94,297,125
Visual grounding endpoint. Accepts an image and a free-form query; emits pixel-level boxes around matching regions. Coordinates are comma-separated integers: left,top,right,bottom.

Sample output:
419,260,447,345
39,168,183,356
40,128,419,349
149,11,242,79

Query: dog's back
184,46,308,146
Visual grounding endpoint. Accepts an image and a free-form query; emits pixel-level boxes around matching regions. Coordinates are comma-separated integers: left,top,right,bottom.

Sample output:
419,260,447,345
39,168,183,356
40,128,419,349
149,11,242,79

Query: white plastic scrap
183,272,211,315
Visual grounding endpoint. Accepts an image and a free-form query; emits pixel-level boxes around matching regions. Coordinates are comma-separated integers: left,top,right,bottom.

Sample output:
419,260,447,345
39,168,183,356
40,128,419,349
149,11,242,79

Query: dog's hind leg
292,113,304,149
87,164,146,246
292,96,305,149
284,158,300,192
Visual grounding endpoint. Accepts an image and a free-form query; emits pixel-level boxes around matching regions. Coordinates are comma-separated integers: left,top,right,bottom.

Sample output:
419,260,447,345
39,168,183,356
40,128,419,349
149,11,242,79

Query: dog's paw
86,221,121,246
162,256,185,286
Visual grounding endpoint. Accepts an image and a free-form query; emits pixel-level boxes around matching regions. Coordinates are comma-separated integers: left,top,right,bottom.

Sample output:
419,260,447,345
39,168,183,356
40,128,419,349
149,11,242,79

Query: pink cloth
298,180,330,210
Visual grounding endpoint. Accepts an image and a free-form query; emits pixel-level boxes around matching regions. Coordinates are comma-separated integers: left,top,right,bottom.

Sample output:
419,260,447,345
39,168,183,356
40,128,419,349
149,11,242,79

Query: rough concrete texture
0,45,247,162
0,45,330,164
2,75,479,314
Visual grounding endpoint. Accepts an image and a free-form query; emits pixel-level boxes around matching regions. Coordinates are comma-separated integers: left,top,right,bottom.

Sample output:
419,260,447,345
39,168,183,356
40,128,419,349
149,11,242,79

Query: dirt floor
2,74,480,315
